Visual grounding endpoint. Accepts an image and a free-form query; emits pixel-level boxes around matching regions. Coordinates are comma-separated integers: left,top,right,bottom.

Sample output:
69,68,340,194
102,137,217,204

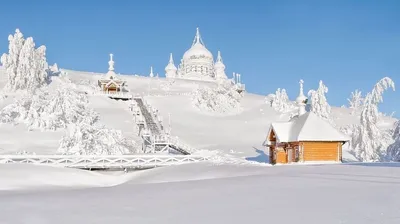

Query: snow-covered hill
1,67,400,223
0,67,397,159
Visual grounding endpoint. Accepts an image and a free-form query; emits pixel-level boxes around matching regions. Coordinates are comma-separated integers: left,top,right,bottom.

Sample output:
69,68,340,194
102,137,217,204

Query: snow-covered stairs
134,98,161,135
169,144,190,155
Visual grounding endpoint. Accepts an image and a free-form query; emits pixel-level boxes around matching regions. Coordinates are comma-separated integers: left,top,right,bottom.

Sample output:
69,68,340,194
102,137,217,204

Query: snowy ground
0,68,399,223
1,162,400,223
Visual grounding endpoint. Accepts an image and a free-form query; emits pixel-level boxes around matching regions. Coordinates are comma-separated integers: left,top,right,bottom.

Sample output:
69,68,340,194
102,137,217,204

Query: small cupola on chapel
296,79,308,116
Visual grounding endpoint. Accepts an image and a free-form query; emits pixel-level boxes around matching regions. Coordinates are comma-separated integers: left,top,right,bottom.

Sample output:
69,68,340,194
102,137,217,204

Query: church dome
182,28,213,61
183,42,213,61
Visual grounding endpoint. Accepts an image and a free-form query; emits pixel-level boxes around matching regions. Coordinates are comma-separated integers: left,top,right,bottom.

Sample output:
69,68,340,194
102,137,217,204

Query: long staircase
169,144,190,155
134,98,160,135
133,97,192,155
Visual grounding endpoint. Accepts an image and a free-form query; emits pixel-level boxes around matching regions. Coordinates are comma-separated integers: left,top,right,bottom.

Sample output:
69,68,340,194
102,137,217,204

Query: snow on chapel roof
269,112,350,143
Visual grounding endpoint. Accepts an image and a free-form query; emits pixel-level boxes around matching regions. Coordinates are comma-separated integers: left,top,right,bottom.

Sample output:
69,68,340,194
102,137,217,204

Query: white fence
0,154,210,169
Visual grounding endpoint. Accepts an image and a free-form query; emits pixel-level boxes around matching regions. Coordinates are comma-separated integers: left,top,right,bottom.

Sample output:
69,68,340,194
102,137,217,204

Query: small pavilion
98,54,126,94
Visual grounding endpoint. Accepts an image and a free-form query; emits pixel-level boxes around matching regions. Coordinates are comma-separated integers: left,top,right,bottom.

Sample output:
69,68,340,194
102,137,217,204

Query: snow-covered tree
387,121,400,161
347,89,364,115
0,29,48,92
192,81,243,114
0,29,24,87
308,80,332,122
270,88,294,113
0,82,98,130
351,77,395,162
58,122,136,155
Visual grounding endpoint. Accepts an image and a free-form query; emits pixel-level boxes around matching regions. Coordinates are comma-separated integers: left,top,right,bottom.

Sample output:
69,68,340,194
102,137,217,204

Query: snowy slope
0,68,397,159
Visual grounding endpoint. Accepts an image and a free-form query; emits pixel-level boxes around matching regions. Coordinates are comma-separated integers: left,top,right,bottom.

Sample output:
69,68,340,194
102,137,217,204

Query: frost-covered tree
192,81,243,114
0,29,48,92
270,88,294,113
58,122,136,155
0,29,24,87
387,121,400,161
308,80,331,122
351,77,395,162
347,89,364,115
0,83,98,130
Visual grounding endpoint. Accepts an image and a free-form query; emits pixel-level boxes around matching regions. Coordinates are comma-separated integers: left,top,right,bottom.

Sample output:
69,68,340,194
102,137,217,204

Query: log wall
301,141,341,162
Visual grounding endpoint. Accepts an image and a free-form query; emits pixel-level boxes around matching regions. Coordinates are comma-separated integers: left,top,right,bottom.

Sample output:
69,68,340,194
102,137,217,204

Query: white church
165,28,228,81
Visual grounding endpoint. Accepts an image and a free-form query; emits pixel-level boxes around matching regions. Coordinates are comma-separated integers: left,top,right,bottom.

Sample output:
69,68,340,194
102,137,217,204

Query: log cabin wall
301,141,342,162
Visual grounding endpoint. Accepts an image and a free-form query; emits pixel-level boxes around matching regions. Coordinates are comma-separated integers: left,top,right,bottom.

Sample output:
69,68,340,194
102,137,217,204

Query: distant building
264,80,349,164
165,28,228,81
98,54,126,94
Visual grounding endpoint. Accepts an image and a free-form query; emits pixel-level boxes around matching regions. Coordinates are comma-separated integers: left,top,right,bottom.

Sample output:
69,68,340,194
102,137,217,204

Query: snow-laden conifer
0,29,48,92
351,77,395,161
270,88,294,113
307,80,332,122
387,121,400,161
347,89,364,115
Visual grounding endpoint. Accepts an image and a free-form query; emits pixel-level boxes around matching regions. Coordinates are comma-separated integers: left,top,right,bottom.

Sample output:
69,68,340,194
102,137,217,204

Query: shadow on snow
246,147,269,164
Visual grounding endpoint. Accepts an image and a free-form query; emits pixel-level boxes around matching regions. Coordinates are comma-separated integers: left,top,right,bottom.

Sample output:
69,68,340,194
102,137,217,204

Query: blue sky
0,0,399,116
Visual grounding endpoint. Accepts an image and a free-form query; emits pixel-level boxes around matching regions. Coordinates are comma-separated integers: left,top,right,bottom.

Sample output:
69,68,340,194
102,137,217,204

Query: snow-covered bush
270,88,295,113
347,89,363,115
0,29,48,92
192,81,243,114
0,83,98,130
350,77,395,162
58,122,136,155
308,80,332,123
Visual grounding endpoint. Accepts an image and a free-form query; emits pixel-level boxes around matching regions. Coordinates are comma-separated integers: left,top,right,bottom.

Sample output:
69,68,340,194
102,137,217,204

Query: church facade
165,28,228,81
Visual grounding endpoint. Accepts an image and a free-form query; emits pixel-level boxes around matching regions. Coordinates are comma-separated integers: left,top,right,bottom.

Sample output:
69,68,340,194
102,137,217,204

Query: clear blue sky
0,0,399,116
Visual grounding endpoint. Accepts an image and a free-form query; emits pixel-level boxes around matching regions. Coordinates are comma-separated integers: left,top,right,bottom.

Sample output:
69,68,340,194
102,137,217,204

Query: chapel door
287,148,293,163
